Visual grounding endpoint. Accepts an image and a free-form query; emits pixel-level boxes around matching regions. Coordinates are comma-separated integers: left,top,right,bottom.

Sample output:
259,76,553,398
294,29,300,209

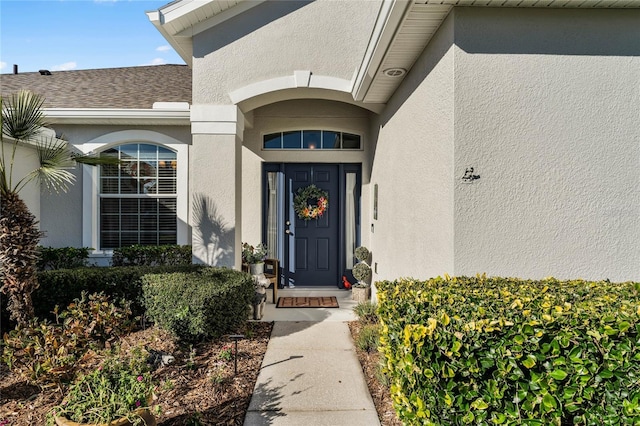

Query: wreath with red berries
294,185,329,221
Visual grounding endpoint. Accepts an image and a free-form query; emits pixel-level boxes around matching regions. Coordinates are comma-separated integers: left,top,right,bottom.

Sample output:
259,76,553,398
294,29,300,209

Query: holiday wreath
294,184,329,220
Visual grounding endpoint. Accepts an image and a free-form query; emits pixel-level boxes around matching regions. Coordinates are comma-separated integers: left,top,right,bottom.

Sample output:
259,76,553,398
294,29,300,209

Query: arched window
99,143,177,249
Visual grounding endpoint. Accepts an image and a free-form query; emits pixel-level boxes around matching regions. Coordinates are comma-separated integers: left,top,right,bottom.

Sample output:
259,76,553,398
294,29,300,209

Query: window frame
81,130,189,256
262,129,363,150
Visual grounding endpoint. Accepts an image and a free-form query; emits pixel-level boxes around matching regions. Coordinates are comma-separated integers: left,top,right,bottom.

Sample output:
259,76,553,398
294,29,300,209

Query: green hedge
32,265,205,322
377,276,640,425
111,244,192,266
142,267,254,342
36,246,92,271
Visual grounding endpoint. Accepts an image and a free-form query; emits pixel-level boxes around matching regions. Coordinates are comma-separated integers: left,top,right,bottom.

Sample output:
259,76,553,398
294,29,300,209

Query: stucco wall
241,99,373,245
452,7,640,281
8,143,41,225
370,13,456,282
192,0,380,104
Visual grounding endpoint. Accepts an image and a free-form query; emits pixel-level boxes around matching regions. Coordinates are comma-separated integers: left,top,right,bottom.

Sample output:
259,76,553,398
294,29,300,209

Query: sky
0,0,186,74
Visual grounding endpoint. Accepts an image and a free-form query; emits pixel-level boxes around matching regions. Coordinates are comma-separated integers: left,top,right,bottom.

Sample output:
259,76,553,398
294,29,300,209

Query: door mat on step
276,296,339,308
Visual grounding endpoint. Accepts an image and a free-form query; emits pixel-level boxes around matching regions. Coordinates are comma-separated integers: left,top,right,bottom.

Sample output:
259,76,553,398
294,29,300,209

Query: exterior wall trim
229,72,353,105
191,104,246,139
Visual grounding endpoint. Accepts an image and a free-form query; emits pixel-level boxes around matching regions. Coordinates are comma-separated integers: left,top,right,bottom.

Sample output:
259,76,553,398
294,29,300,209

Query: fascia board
43,109,191,126
146,10,193,67
175,0,267,38
352,0,411,102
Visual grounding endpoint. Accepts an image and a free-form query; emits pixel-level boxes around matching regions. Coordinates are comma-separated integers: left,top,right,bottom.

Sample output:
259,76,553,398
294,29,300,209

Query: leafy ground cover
1,318,399,425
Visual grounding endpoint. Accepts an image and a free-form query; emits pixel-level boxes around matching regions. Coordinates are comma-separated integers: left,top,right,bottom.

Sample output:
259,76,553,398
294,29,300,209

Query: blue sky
0,0,185,74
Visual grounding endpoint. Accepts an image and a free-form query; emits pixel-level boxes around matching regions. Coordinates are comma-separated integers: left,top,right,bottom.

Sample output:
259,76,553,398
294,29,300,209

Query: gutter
43,107,191,126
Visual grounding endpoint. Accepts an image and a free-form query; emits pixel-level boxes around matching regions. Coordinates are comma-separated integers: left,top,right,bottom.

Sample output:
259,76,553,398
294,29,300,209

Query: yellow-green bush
377,276,640,425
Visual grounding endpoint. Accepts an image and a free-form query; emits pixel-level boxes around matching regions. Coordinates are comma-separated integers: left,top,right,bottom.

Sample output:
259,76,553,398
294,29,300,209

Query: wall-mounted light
462,167,480,183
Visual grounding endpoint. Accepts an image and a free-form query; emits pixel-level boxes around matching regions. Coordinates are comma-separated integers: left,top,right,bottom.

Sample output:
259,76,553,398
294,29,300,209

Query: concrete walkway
244,289,380,426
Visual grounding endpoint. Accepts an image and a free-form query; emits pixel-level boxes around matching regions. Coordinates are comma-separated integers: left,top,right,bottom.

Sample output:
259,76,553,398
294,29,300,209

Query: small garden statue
251,274,270,320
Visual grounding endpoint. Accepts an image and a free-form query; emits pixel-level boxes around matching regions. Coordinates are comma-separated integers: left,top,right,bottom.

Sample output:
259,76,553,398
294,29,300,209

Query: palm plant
0,90,117,326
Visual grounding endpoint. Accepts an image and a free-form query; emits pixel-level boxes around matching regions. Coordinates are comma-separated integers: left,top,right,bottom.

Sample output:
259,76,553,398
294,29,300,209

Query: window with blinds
99,143,177,249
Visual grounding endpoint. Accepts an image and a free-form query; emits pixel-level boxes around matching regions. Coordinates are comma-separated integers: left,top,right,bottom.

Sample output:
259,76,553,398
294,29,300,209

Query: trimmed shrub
112,244,192,267
142,267,254,342
377,276,640,425
33,265,204,323
36,246,92,271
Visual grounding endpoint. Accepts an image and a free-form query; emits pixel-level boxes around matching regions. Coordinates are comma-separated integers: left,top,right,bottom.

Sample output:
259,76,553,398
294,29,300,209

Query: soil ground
1,321,400,425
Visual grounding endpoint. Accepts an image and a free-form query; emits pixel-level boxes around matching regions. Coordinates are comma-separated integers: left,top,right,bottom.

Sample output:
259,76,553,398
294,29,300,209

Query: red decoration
342,275,352,289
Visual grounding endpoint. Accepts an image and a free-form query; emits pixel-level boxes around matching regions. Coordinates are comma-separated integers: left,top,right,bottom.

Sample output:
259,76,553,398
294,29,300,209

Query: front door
263,163,361,288
285,164,339,286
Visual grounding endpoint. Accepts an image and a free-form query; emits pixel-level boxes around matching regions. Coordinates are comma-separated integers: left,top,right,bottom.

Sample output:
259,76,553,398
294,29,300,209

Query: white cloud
51,62,77,71
156,45,171,52
141,58,166,66
0,62,6,71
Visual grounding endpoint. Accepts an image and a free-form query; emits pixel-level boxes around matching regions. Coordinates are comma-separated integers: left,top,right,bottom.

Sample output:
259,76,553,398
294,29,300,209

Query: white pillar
190,105,244,268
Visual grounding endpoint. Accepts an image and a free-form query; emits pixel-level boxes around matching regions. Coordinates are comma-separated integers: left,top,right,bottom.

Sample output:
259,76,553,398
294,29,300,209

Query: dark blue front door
285,164,339,286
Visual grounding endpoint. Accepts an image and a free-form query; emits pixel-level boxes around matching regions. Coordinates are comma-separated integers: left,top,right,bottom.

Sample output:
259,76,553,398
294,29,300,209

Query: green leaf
471,398,489,410
549,370,568,381
543,393,557,409
462,411,475,424
522,355,537,369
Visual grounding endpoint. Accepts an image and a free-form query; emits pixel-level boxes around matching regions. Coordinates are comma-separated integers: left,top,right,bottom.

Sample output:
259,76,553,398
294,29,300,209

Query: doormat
276,296,339,308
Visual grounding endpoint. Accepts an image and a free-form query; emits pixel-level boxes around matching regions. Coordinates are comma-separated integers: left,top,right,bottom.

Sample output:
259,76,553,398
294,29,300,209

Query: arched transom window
263,130,361,150
99,143,177,249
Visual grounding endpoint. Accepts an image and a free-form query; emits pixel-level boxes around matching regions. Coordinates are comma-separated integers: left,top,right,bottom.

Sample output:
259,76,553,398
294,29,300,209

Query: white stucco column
190,105,244,269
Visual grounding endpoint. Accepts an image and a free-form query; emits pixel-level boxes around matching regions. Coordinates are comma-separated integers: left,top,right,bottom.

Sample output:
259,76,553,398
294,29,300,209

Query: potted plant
352,246,372,302
49,350,157,426
242,242,268,275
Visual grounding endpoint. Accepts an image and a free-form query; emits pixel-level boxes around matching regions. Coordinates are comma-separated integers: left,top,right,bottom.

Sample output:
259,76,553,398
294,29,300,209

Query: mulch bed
348,321,403,426
0,322,273,426
1,320,401,425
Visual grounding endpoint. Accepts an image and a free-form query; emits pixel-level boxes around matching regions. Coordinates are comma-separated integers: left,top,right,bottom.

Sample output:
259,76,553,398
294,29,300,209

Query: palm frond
18,136,76,194
1,90,47,141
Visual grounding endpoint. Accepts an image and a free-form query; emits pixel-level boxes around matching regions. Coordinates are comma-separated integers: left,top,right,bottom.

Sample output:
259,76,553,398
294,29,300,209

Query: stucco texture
370,7,639,283
371,13,456,281
191,0,380,104
453,7,640,282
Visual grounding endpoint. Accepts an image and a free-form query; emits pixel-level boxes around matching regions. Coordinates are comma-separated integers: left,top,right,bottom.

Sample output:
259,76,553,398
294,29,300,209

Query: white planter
352,286,371,303
249,263,265,275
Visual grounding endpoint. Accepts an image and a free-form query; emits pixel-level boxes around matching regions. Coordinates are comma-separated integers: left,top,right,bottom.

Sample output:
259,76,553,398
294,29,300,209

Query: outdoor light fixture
229,334,244,375
383,68,406,77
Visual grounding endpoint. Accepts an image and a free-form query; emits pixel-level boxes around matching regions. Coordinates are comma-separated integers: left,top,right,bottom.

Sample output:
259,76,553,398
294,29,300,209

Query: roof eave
352,0,412,102
147,10,193,67
355,0,640,105
44,108,191,126
148,0,267,68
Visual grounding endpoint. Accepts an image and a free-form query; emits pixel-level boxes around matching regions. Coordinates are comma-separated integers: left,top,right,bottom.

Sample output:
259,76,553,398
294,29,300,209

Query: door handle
285,229,291,234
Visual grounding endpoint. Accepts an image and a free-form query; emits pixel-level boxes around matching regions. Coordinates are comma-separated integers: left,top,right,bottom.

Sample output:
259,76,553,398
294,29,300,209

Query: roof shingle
0,65,192,109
